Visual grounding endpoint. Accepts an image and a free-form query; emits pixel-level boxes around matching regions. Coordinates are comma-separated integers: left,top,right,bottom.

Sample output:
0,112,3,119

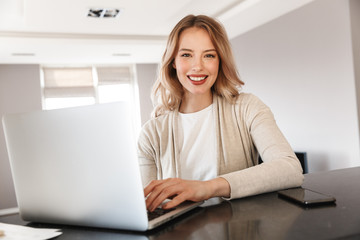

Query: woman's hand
144,177,230,212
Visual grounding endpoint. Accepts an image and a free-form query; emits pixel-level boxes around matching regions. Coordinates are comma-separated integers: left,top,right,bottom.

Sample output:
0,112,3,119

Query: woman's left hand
144,177,230,212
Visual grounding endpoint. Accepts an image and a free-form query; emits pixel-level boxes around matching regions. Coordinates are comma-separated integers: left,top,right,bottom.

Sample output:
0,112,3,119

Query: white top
178,104,217,181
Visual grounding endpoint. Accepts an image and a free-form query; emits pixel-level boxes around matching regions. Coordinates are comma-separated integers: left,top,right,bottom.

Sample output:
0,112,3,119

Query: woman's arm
220,94,304,199
137,120,158,187
138,156,157,187
144,177,230,211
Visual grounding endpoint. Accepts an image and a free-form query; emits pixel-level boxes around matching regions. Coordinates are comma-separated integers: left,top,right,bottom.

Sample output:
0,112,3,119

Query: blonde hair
152,14,244,117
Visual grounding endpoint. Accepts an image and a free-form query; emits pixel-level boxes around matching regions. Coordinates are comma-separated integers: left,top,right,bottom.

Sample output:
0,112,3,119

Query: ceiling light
87,8,120,18
112,53,131,57
12,53,35,56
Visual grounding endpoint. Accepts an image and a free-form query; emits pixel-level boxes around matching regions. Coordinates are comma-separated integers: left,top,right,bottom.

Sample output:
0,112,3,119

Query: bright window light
45,97,95,110
98,84,130,103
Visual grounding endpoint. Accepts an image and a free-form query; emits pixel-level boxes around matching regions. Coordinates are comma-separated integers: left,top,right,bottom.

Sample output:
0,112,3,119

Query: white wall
0,64,42,209
350,0,360,139
231,0,360,172
136,64,158,125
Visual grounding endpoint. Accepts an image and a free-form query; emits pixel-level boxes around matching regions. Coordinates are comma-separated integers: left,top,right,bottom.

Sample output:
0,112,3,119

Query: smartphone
278,187,336,206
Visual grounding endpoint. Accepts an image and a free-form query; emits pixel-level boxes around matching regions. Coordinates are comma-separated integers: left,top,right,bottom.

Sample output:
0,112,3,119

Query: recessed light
12,53,35,56
112,53,131,57
87,8,120,18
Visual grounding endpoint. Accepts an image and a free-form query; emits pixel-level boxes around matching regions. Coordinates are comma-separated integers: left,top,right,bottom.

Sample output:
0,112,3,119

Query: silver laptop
2,102,201,231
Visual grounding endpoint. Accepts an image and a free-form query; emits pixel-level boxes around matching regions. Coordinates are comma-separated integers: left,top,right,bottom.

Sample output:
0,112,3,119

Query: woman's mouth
187,75,208,85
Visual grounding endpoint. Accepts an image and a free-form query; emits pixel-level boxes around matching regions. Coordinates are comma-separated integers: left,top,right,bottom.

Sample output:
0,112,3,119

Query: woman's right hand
144,177,230,212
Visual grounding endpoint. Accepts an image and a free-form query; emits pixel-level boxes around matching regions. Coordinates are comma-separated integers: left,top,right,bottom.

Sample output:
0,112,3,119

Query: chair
258,151,308,174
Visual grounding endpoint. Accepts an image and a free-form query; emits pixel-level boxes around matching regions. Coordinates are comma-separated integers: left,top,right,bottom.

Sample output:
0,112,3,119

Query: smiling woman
138,14,304,212
173,27,219,113
151,15,243,117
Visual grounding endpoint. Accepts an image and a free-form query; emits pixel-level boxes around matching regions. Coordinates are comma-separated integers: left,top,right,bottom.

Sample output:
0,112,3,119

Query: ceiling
0,0,315,65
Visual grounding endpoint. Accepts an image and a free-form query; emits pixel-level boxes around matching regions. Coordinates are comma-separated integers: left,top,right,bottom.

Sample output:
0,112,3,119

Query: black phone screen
278,188,336,206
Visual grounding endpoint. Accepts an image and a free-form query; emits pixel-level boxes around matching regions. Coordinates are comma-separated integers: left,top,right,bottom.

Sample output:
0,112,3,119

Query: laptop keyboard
147,208,176,221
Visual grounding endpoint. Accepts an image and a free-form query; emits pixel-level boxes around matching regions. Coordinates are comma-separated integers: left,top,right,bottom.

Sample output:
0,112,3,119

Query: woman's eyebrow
179,48,193,52
204,49,217,53
178,48,217,52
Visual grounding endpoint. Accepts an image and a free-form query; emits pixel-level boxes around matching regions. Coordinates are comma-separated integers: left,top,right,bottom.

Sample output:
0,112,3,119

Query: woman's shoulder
217,92,266,108
141,111,174,135
235,92,263,105
216,92,271,121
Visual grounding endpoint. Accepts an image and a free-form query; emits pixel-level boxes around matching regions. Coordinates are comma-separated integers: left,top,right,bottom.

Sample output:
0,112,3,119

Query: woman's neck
179,91,213,113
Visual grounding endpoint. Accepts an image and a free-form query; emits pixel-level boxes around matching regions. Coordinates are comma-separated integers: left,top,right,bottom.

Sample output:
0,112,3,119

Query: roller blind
97,66,131,85
43,67,95,98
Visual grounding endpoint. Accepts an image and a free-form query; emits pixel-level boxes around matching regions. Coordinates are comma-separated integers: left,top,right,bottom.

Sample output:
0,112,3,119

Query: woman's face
173,27,219,99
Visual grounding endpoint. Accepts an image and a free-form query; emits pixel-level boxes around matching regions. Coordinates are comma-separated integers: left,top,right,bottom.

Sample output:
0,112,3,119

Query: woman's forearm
206,177,231,198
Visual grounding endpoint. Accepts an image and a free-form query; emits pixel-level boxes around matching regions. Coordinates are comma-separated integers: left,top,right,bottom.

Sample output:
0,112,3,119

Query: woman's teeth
188,76,207,81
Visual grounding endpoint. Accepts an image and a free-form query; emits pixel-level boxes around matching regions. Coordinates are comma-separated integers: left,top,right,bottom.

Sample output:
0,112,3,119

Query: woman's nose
191,57,203,71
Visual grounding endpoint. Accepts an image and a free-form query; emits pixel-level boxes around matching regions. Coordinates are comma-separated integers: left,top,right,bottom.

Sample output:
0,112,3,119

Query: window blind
43,67,95,98
97,67,131,85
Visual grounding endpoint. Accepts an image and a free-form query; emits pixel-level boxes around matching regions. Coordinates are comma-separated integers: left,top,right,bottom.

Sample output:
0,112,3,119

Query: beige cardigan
137,93,304,199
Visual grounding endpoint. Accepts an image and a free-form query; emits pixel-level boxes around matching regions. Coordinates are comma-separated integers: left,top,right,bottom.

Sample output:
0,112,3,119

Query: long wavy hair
152,14,244,117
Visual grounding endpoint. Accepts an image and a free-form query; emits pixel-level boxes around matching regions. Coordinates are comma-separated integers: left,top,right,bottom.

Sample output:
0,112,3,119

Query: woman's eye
205,54,216,58
181,53,191,57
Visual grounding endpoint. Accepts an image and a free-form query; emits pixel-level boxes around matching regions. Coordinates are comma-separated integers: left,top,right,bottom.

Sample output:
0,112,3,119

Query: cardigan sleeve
220,94,304,199
137,121,158,187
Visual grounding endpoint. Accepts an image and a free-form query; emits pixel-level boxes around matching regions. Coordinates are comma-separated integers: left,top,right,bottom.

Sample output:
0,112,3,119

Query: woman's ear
172,61,176,69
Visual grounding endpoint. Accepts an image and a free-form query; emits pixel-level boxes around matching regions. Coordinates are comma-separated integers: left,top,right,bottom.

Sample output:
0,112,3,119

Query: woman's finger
144,179,163,197
145,179,181,211
162,194,187,209
148,184,181,211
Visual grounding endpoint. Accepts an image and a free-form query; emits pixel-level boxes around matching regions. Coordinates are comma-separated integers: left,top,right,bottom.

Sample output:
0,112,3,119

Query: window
41,65,141,137
42,67,95,109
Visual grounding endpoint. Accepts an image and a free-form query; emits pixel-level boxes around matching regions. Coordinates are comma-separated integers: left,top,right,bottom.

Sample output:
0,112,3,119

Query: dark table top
1,167,360,240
